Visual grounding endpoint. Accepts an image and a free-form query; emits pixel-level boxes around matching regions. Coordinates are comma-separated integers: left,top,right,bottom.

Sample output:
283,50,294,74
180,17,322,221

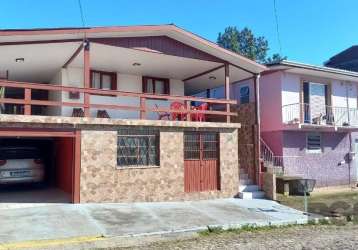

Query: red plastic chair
192,103,208,122
170,102,186,121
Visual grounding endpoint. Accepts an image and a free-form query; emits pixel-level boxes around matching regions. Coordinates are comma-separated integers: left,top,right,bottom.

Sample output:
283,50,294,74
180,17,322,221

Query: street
119,224,358,250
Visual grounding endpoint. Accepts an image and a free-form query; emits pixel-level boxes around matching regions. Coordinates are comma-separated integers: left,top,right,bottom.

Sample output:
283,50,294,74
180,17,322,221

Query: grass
198,190,358,237
198,219,335,237
276,189,358,217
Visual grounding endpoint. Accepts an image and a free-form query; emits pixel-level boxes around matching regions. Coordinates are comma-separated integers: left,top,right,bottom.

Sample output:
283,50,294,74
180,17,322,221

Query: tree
265,53,287,64
217,26,286,64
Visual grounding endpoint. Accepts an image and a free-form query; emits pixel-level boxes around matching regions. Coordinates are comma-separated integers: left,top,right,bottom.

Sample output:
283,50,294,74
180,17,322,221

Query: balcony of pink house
0,35,262,127
282,102,358,131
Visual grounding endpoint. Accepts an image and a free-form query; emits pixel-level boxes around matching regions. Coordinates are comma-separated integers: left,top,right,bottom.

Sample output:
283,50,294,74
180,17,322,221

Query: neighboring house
221,60,358,189
0,25,266,203
325,46,358,72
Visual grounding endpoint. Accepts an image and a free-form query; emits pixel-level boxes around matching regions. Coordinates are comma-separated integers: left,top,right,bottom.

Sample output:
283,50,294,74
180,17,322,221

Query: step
239,179,253,185
239,185,259,192
239,191,266,200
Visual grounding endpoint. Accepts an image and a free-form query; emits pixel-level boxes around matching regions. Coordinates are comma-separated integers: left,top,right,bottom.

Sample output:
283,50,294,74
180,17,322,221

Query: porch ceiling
0,41,253,95
70,42,222,83
69,43,253,94
0,42,82,83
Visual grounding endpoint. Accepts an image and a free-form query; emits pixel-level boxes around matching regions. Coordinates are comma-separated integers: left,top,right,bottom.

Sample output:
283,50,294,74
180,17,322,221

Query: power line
273,0,282,54
78,0,86,28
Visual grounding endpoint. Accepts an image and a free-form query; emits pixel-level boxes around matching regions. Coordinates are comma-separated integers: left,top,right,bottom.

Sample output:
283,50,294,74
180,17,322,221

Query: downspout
254,74,261,186
345,82,352,186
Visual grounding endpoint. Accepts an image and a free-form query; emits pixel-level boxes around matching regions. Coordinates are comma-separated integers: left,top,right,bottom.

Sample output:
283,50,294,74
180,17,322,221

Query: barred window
117,128,159,167
184,132,218,160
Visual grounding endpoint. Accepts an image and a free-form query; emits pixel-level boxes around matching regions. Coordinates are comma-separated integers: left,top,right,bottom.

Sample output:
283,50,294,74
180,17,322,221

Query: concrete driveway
0,198,308,244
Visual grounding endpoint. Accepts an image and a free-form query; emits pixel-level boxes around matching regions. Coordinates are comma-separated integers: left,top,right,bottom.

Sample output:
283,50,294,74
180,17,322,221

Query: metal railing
282,103,356,127
260,138,284,168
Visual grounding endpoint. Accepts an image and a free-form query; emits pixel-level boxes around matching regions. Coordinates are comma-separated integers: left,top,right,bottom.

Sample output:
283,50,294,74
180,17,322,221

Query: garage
0,129,80,204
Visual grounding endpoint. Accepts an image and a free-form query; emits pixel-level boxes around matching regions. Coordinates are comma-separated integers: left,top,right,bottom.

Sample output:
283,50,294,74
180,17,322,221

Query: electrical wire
273,0,282,54
78,0,86,28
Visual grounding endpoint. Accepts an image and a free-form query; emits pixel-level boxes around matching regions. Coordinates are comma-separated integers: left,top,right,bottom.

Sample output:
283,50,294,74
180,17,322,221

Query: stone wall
236,103,257,181
263,172,276,200
80,127,239,203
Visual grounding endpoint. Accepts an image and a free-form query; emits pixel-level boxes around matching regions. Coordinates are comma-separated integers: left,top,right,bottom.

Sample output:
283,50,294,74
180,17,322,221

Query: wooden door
184,132,220,192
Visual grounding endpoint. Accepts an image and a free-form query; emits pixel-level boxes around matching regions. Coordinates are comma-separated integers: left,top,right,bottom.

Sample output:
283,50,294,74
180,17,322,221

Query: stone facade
0,114,240,203
80,126,239,203
263,172,276,200
236,103,257,181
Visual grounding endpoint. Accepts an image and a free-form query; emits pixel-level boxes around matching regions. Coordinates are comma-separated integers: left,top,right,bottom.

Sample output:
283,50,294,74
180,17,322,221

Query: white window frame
306,132,322,154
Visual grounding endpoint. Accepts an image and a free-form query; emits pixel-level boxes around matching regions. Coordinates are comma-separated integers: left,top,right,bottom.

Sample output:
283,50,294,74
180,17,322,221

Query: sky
1,0,357,66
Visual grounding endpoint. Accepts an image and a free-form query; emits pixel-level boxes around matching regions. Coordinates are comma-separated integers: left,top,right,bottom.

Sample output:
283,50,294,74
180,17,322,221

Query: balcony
282,103,358,130
0,80,237,123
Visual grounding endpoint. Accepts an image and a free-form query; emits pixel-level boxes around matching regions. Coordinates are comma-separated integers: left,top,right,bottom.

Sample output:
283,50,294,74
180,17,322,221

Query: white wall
195,78,255,105
279,72,358,126
281,73,301,106
48,67,185,119
47,70,63,116
280,73,301,124
331,80,357,108
231,78,255,104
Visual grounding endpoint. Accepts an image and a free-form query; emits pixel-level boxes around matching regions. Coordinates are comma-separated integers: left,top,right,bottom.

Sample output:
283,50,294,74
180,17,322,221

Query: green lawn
276,190,358,216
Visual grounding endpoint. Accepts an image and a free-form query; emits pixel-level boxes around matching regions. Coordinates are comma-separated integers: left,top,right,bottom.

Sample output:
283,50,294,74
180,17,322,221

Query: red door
184,132,220,192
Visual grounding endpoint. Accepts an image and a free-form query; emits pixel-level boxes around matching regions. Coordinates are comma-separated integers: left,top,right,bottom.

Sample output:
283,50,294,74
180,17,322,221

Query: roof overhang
267,60,358,82
0,25,267,74
0,25,266,94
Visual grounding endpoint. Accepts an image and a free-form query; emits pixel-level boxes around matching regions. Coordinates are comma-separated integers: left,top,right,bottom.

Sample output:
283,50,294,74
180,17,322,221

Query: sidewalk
0,198,308,248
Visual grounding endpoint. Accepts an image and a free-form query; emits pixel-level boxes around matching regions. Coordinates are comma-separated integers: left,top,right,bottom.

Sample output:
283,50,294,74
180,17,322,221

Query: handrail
260,137,284,169
0,80,237,105
0,80,237,121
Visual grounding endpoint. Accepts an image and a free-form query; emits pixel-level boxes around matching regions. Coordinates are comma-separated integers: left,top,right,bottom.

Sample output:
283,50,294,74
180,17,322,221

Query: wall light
15,58,25,63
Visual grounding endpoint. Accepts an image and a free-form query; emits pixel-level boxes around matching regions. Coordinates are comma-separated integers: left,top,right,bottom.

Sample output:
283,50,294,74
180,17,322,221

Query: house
212,60,358,189
325,46,358,72
0,25,266,203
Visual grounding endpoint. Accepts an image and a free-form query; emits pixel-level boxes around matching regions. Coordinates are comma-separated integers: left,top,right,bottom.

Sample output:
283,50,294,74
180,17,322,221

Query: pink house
211,60,358,189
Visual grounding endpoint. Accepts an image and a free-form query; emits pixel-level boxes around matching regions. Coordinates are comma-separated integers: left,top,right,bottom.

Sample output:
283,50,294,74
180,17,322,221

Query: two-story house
0,25,266,203
209,60,358,189
226,60,358,189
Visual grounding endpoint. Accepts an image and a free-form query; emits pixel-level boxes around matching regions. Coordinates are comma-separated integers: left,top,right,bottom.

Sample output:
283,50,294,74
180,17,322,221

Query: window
142,77,170,95
184,132,218,160
239,86,250,104
90,70,117,90
117,128,159,167
303,81,329,123
306,133,322,153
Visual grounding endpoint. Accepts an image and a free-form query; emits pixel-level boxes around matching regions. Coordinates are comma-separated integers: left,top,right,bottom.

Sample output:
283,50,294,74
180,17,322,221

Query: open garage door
0,129,80,204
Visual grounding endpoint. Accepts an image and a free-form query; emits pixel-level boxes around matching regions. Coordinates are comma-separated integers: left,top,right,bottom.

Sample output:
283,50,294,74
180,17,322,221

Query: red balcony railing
0,80,237,122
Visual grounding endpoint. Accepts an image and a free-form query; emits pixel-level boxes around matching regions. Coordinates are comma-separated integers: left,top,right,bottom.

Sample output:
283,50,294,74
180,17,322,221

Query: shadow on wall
283,131,348,152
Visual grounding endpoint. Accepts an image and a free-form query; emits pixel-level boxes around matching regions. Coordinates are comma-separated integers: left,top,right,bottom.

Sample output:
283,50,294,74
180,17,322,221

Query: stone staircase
238,168,265,199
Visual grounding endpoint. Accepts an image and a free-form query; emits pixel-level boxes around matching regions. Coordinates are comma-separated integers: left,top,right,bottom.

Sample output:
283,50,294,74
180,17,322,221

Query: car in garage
0,146,45,184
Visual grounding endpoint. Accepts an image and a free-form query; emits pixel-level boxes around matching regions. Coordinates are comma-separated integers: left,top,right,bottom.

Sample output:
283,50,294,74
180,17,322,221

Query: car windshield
0,147,42,159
